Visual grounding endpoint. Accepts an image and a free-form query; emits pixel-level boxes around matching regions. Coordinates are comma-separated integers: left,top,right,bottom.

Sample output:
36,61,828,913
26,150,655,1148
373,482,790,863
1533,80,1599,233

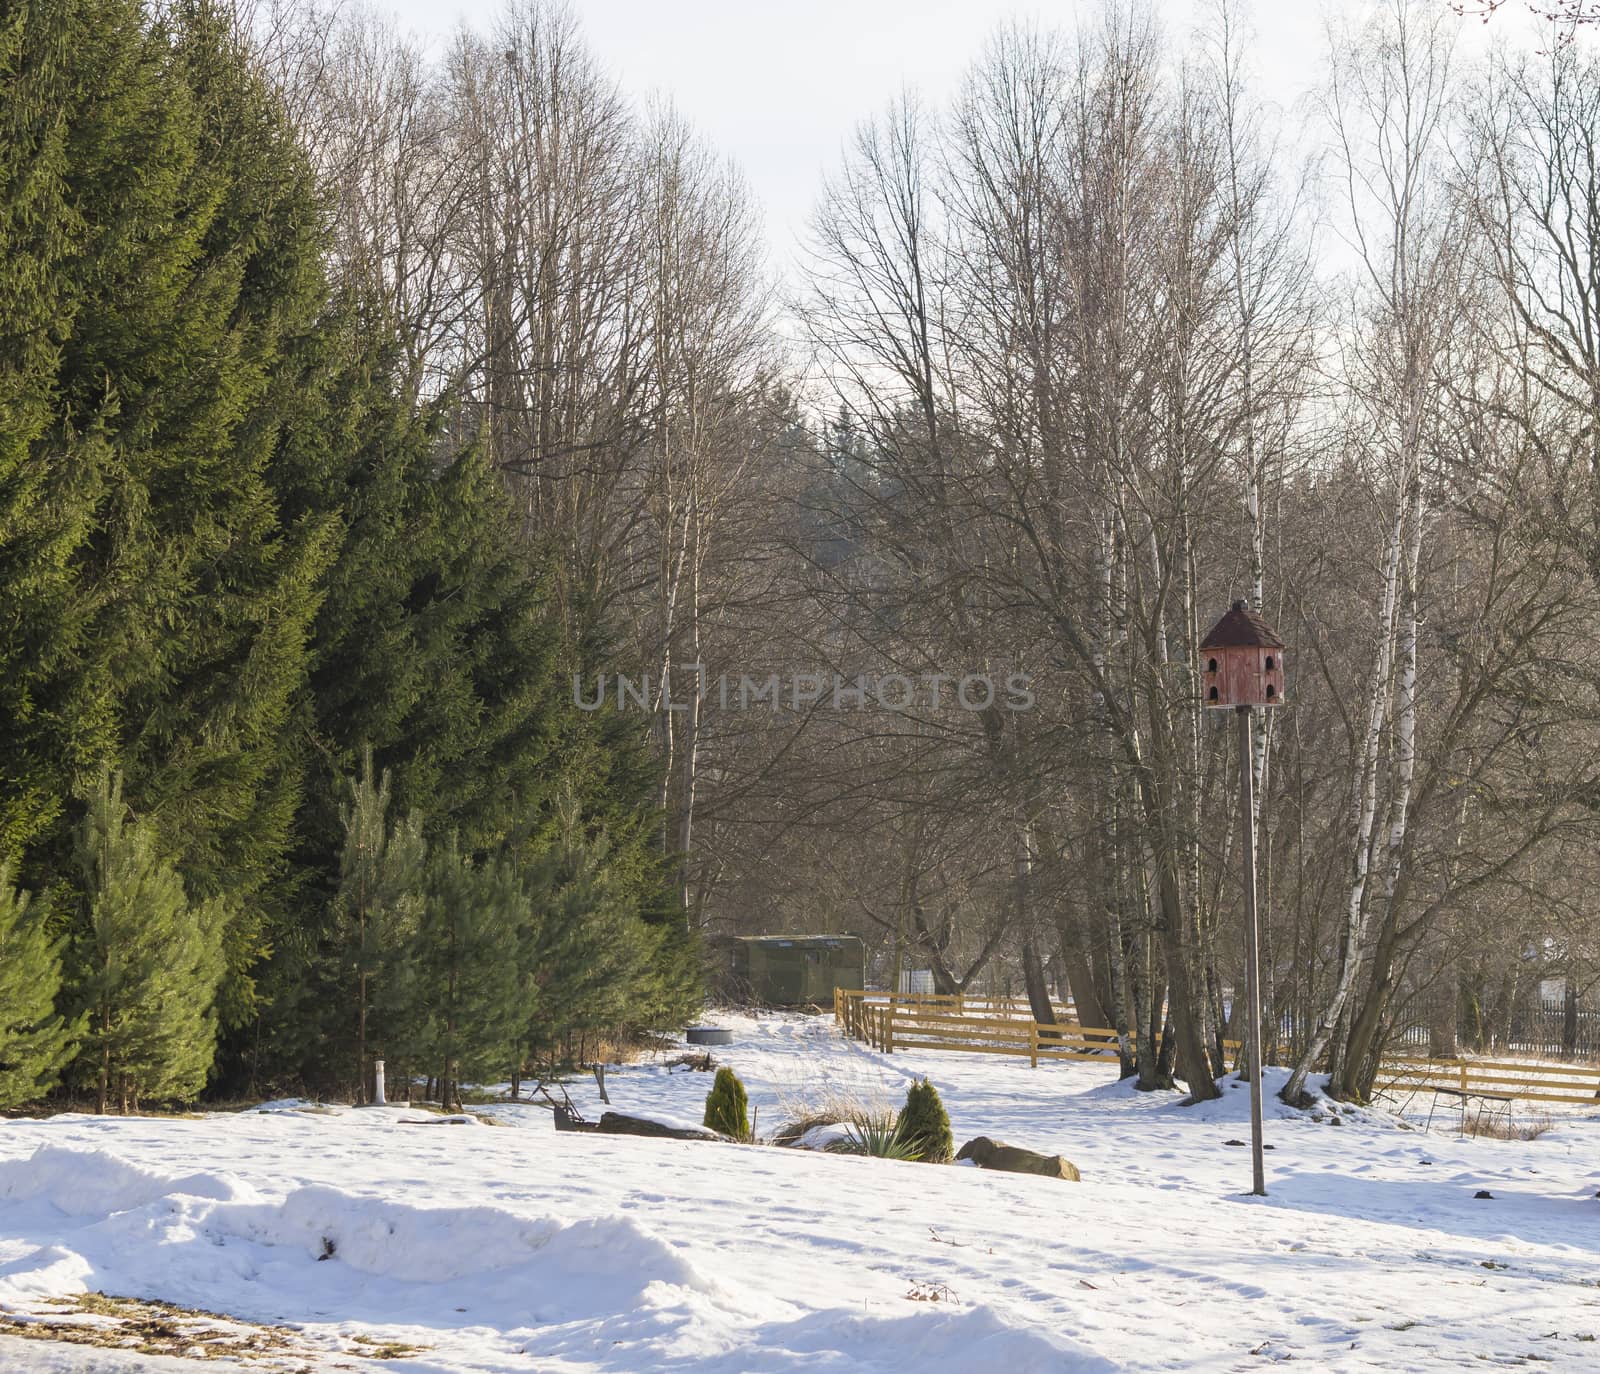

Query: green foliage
837,1117,922,1161
74,772,225,1112
413,838,526,1108
898,1078,953,1163
330,749,426,1097
703,1066,751,1140
0,0,694,1106
0,862,79,1107
519,799,696,1063
0,0,337,1034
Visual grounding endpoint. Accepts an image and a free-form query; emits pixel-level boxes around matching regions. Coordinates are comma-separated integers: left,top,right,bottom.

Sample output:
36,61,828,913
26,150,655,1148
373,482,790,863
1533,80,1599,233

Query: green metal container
724,935,865,1008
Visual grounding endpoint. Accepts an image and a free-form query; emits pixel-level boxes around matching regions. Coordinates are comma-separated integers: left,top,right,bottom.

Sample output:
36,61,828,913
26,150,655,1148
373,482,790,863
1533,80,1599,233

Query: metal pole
373,1059,386,1107
1238,704,1266,1196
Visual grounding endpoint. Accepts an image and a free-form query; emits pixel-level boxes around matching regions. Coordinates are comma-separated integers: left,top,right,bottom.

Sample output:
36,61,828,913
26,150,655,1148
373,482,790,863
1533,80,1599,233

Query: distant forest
4,0,1600,1111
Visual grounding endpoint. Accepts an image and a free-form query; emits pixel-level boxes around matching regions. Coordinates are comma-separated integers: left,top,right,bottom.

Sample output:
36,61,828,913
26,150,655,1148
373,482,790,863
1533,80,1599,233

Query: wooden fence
834,988,1238,1069
1374,1053,1600,1108
835,990,1600,1104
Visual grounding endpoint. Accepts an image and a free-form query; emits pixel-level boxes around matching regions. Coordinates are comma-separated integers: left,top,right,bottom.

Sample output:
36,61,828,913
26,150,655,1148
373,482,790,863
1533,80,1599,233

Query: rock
955,1136,1080,1181
1474,1190,1494,1199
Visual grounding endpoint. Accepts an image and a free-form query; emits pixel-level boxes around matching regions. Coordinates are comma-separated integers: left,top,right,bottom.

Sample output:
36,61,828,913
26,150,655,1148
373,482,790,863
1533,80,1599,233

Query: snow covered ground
2,1011,1599,1371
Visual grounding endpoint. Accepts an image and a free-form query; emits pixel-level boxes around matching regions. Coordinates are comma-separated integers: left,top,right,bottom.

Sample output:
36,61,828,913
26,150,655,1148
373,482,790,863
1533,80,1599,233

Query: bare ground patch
0,1293,428,1368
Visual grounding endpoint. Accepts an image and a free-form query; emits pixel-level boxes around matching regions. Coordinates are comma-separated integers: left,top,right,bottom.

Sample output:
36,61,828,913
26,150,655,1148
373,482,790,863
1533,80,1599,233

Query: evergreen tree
0,862,78,1107
897,1078,953,1164
0,0,95,862
75,771,224,1113
250,330,572,1088
2,0,338,1032
0,0,141,870
0,0,695,1102
703,1067,750,1140
97,1,338,1024
519,802,686,1065
415,839,526,1109
329,749,426,1101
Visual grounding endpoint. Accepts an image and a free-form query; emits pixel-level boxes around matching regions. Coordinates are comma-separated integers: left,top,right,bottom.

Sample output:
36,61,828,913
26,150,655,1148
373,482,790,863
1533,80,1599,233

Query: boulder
956,1136,1080,1181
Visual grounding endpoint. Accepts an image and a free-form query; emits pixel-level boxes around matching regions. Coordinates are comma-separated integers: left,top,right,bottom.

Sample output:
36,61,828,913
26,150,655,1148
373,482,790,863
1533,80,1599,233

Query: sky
377,0,1546,278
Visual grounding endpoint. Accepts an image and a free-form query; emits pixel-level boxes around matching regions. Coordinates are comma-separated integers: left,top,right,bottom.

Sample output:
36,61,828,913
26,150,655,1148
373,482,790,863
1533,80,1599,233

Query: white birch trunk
1280,496,1405,1103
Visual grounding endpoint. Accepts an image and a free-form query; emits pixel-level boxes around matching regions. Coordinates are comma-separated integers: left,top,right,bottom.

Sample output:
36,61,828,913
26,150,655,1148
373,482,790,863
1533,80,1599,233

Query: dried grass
0,1291,417,1365
1460,1109,1556,1141
769,1082,898,1146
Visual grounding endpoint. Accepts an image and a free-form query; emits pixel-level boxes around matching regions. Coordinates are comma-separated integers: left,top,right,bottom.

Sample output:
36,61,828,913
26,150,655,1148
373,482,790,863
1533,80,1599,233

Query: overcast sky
378,0,1545,278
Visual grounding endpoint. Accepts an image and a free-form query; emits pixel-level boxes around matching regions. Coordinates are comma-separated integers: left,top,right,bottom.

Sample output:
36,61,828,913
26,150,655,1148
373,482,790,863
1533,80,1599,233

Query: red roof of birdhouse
1200,600,1285,650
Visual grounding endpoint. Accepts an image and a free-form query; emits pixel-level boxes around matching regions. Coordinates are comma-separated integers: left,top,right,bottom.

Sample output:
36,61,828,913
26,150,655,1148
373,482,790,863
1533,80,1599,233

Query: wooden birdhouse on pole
1201,600,1285,709
1200,597,1286,1199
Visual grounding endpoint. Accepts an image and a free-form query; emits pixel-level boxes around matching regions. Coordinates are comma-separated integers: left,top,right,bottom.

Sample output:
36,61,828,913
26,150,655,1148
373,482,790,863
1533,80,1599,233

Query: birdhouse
1200,600,1285,709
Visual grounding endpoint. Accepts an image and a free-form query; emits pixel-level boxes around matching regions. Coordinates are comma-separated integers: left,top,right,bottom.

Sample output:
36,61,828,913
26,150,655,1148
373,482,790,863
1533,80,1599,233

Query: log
552,1105,728,1140
594,1111,729,1141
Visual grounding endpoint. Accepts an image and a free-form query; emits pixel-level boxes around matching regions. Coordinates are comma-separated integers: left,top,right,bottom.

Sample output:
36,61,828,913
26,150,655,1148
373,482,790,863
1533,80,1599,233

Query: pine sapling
0,864,79,1108
703,1066,751,1140
898,1077,954,1163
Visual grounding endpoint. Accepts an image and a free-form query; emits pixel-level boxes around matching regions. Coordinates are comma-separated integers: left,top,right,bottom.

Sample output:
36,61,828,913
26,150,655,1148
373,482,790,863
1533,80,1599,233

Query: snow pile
0,1013,1598,1371
0,1132,1112,1372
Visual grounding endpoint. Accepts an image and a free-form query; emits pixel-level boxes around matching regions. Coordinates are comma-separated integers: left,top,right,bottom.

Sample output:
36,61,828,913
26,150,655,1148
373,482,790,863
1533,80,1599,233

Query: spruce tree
75,772,225,1113
0,0,112,863
2,0,338,1040
0,0,142,871
0,862,78,1108
98,1,337,1024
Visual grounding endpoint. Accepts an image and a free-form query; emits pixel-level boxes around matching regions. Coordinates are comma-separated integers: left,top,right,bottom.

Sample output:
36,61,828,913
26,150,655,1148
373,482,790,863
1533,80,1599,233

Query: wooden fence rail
1374,1054,1600,1107
834,988,1238,1069
835,990,1600,1103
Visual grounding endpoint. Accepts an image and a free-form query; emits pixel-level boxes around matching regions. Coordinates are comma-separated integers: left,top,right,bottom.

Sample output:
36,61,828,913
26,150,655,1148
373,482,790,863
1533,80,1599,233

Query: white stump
373,1058,386,1106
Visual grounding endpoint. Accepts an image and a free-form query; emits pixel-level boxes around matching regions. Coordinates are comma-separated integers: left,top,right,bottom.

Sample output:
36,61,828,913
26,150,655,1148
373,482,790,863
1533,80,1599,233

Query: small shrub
771,1083,896,1145
704,1066,751,1140
898,1078,953,1163
835,1116,922,1160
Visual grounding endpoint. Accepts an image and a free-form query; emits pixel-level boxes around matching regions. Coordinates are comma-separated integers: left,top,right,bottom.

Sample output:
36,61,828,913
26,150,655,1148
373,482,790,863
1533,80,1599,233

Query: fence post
885,1006,895,1053
1030,1021,1038,1069
1459,1060,1467,1094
